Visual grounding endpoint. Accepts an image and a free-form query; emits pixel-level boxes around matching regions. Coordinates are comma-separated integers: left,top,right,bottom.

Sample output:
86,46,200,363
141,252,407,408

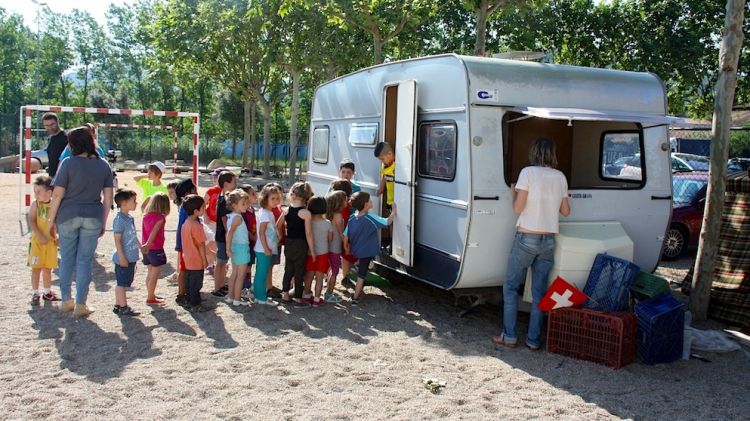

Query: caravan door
391,80,418,266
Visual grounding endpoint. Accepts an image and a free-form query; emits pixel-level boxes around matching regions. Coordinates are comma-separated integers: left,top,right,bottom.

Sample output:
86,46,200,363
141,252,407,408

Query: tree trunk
250,100,257,172
261,100,272,177
474,2,489,56
690,0,745,321
242,98,252,168
287,68,300,183
374,36,384,64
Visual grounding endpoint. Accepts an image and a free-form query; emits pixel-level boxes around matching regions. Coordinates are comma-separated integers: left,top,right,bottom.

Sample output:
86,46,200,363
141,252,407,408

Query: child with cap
134,161,169,212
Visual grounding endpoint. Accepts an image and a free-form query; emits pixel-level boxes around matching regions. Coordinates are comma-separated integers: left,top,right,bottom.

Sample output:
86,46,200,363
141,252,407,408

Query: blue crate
582,254,640,312
635,294,685,364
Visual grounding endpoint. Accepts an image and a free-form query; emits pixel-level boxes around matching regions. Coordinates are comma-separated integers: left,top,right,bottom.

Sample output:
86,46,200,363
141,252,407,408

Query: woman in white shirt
492,138,571,350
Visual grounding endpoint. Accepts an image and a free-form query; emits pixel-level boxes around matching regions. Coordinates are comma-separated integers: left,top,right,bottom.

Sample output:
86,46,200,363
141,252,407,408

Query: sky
0,0,129,29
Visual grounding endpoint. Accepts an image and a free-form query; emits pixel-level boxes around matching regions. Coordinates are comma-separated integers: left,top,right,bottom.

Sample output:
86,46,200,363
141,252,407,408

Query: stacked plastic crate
635,294,685,364
547,254,640,368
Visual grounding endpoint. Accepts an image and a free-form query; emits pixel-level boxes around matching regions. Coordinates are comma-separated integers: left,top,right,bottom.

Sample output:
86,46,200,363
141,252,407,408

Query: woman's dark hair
529,137,558,168
307,196,327,215
67,126,99,158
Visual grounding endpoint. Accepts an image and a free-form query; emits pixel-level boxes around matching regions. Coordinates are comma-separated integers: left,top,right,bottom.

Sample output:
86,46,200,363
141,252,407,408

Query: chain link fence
661,126,750,260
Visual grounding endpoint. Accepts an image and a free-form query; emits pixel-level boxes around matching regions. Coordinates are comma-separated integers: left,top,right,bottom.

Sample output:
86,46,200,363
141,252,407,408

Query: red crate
547,307,637,369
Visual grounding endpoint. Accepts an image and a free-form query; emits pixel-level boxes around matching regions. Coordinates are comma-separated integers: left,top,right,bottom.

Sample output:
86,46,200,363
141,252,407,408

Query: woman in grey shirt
48,126,114,317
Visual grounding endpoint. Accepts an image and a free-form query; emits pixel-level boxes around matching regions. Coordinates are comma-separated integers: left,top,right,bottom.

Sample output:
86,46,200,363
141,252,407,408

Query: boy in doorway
374,142,394,214
374,142,395,250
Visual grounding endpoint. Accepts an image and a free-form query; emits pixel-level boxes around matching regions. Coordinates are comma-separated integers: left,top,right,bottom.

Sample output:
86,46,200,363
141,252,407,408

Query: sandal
491,334,517,349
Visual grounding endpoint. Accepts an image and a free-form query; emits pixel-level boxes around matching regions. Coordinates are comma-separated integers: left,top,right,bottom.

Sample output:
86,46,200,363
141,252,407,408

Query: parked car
662,172,708,260
728,157,750,173
604,154,641,178
672,152,709,171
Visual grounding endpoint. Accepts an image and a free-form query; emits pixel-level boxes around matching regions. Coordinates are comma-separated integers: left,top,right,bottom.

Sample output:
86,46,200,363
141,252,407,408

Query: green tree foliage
0,9,32,153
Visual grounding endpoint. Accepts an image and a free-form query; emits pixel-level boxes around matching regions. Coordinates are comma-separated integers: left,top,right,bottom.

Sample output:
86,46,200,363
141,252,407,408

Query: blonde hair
325,190,347,220
226,188,249,211
146,193,171,215
529,138,558,168
259,184,280,209
290,181,313,203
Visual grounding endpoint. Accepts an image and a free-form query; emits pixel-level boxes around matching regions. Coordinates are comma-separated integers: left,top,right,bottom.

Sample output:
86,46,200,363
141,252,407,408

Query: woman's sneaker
31,293,41,306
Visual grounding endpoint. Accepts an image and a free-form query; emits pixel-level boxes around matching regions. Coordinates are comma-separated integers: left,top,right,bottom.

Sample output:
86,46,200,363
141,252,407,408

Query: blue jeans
57,217,103,304
502,232,555,348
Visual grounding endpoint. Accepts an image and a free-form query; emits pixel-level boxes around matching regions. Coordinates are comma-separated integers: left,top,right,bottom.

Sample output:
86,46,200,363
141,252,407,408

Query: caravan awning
506,106,694,128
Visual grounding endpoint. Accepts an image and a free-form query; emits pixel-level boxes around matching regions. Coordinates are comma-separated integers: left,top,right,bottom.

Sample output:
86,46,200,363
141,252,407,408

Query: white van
306,54,678,291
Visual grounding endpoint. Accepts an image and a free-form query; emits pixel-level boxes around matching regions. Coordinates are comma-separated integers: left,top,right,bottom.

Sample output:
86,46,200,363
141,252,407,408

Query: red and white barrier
18,105,200,228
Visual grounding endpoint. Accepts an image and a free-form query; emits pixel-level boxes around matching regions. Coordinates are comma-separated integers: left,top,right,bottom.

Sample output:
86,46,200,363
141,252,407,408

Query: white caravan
306,54,675,292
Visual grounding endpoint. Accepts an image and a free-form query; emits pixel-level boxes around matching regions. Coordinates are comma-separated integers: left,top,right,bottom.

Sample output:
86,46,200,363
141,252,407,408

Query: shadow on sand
28,306,161,384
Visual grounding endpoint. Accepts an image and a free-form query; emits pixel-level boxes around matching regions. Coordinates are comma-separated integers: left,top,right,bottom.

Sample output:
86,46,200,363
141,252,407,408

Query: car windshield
674,154,710,171
672,178,707,204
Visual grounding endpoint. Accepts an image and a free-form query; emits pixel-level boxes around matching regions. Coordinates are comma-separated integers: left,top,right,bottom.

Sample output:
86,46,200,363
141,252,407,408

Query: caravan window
600,131,643,182
312,126,329,164
418,122,457,181
349,123,378,146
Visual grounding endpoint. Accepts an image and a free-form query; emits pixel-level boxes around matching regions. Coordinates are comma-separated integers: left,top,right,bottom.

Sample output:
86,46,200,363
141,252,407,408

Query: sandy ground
1,171,748,421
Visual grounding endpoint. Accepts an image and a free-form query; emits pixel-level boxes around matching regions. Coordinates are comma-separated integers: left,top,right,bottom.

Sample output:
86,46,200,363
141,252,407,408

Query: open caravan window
501,107,675,189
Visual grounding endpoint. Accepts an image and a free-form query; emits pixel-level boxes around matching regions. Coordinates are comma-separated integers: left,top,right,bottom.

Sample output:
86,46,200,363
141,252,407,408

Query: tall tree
0,9,31,152
320,0,439,64
463,0,524,56
690,0,745,320
69,10,108,111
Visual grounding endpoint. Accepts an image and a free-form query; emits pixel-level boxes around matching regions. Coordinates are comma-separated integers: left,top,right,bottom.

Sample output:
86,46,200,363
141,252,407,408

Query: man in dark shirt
43,112,68,178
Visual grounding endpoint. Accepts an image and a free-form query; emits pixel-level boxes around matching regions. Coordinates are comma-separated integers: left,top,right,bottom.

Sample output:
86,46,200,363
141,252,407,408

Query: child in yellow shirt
374,142,395,214
28,176,60,305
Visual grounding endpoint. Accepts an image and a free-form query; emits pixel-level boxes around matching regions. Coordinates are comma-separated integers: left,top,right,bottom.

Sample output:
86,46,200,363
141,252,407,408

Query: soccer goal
18,105,200,234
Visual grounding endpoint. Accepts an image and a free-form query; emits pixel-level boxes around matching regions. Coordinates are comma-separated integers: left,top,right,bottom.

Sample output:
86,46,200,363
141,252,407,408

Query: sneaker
113,305,121,314
312,298,324,308
31,293,41,306
256,299,278,306
324,292,342,303
241,288,254,300
42,292,61,302
175,295,188,308
267,286,282,298
117,306,140,317
350,298,359,306
212,289,227,297
74,304,94,317
224,296,233,304
302,295,314,304
146,298,164,305
220,285,229,293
